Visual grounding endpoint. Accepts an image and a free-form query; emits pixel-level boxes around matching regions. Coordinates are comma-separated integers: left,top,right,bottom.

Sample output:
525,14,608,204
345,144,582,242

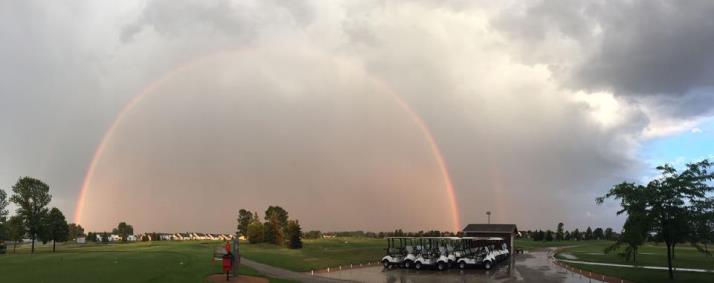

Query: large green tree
6,215,25,253
556,222,564,241
10,177,52,253
112,222,134,242
599,160,714,279
237,209,252,238
264,206,288,245
247,220,265,244
68,223,85,240
45,207,69,252
598,182,652,264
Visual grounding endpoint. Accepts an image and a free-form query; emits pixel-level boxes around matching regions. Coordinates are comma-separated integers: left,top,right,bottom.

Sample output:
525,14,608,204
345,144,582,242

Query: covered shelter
462,224,518,253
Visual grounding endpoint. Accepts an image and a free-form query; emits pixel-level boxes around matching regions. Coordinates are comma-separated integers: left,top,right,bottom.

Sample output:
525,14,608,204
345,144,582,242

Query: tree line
597,159,714,280
524,225,617,242
0,177,71,253
0,177,138,255
236,206,303,249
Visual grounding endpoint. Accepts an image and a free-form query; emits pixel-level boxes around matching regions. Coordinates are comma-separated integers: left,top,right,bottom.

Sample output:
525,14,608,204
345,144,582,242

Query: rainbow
74,52,462,231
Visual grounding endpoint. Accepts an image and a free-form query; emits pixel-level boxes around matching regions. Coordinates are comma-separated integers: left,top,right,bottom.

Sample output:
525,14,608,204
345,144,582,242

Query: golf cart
381,237,412,268
456,237,503,270
411,237,454,271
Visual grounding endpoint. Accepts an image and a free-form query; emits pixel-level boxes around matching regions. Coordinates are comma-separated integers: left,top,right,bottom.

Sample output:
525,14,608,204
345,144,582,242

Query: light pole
486,211,491,224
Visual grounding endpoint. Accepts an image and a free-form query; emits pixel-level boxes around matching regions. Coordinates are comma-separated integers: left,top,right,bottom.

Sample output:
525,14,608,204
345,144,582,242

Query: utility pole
486,211,491,224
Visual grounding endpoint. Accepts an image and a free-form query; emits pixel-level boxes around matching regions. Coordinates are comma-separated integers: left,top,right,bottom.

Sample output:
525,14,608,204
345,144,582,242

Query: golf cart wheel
404,260,412,269
437,262,446,271
382,260,390,268
415,262,422,270
458,261,466,269
483,261,492,270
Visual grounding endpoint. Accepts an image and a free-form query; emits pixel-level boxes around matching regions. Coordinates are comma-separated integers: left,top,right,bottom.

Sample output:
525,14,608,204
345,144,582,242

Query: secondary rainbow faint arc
74,52,462,231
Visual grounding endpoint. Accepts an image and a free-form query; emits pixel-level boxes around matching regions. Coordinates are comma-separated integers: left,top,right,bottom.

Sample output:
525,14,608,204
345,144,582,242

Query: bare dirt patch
205,274,269,283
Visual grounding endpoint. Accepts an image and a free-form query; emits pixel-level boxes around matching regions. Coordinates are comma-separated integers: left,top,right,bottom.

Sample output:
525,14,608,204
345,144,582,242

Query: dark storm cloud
496,0,714,99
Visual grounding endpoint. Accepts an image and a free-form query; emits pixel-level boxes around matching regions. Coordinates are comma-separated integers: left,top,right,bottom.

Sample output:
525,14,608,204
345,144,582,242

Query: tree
572,229,581,241
593,228,604,240
264,206,289,228
604,228,614,240
585,227,593,240
0,189,7,243
545,230,554,241
304,230,322,239
6,215,24,253
247,220,265,244
68,223,84,240
598,182,651,265
0,189,8,223
649,161,713,279
86,232,96,242
45,207,69,252
263,222,276,244
112,222,134,242
286,220,303,249
10,177,52,253
237,209,252,238
564,230,571,240
598,160,714,279
556,222,564,241
264,206,288,245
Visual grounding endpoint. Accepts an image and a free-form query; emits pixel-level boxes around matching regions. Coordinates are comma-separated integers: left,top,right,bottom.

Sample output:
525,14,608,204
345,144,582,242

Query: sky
1,0,713,234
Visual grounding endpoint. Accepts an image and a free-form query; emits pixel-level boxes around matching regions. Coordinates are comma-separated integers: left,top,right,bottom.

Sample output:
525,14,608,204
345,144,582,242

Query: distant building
76,237,86,244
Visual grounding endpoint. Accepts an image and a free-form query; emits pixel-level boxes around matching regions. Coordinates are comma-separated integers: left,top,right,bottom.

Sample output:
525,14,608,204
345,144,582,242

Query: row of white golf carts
381,237,510,271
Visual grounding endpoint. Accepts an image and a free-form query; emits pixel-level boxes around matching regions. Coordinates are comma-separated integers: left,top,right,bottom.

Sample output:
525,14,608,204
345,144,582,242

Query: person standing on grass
221,241,236,281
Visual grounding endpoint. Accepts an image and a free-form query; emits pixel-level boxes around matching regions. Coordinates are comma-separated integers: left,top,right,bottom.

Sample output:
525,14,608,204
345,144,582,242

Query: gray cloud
496,0,714,97
3,0,709,233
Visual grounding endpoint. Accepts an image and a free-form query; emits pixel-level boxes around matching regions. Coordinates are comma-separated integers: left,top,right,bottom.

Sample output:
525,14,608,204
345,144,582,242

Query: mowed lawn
240,237,385,272
555,241,714,269
554,241,714,283
0,241,288,283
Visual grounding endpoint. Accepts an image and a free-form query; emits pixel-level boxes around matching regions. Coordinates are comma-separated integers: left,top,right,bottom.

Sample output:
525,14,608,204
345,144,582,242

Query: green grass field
0,241,291,283
6,237,712,283
551,240,714,283
240,237,385,272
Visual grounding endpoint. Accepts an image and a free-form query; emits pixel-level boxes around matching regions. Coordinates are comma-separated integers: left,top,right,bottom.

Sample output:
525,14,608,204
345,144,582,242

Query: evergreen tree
286,220,303,249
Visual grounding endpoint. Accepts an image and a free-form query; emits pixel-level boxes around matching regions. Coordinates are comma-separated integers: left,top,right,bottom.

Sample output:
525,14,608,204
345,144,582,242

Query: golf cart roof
460,236,505,241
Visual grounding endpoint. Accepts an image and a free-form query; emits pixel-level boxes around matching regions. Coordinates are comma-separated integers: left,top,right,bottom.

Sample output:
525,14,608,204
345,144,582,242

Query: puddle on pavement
317,251,596,283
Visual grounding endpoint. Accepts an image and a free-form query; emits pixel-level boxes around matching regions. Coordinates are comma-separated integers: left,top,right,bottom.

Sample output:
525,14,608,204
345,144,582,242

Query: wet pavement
316,249,598,283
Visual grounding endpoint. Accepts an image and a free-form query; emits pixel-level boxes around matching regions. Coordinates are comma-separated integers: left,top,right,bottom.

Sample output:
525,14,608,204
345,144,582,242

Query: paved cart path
557,259,714,273
240,257,355,283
